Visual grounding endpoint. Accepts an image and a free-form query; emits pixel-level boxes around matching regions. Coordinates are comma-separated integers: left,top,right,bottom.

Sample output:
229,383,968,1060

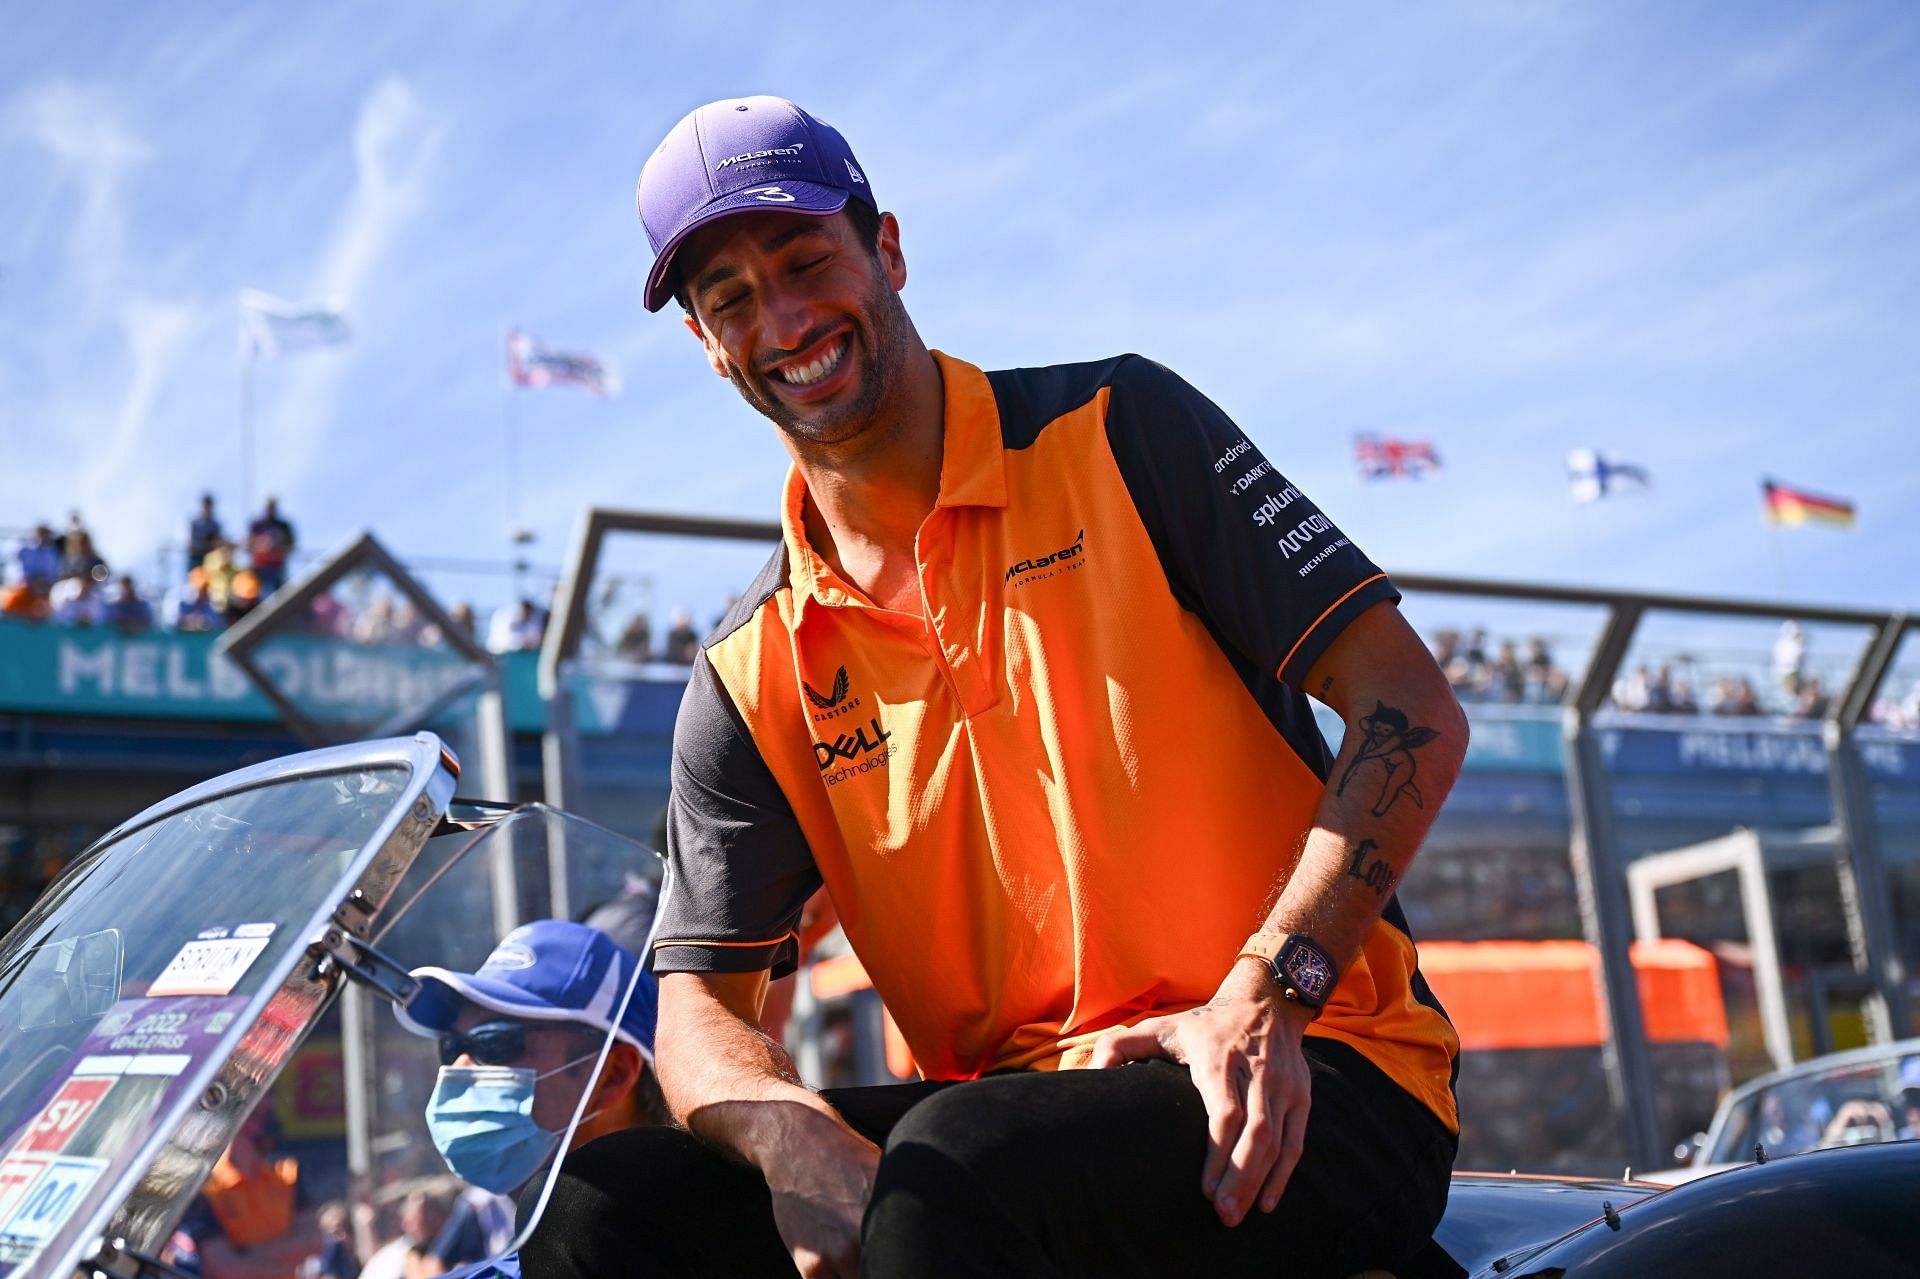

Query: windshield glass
0,764,409,1274
1710,1050,1920,1162
357,806,660,1276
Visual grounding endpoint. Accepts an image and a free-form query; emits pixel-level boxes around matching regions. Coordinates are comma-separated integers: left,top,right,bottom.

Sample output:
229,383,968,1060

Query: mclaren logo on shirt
803,665,864,723
1003,528,1087,587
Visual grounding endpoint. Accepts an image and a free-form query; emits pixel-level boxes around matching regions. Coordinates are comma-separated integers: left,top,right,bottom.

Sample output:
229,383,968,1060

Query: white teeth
778,338,846,386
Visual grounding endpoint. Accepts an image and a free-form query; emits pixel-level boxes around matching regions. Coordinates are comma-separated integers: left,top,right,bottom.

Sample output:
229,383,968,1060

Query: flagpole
503,328,525,604
241,344,258,517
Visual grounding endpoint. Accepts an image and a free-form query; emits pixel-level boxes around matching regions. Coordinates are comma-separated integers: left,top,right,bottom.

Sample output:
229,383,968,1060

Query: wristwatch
1238,932,1339,1012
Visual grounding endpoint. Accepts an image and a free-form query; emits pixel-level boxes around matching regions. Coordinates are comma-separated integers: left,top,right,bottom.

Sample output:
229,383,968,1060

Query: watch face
1282,941,1334,1003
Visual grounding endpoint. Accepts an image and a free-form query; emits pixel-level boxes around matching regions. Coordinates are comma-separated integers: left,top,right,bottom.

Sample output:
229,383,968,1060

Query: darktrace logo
1003,528,1087,587
815,716,893,784
803,665,864,723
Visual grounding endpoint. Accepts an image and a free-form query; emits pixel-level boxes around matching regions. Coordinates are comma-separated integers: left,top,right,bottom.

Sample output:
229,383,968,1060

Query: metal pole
1824,616,1909,1043
476,678,520,938
240,349,257,516
339,985,374,1179
1561,601,1664,1172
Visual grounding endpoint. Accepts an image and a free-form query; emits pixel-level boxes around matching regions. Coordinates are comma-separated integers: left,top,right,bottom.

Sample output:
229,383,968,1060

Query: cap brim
394,967,648,1055
644,182,851,312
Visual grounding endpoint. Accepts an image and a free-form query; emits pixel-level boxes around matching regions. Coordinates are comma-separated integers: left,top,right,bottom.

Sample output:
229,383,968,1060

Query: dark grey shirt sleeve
651,650,821,978
1103,356,1400,687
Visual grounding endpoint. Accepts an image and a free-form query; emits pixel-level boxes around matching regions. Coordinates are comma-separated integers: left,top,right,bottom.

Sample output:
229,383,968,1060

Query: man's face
678,208,914,448
445,1004,597,1132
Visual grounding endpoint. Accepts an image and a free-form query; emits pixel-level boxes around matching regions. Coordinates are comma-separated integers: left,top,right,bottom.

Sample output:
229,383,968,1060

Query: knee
521,1126,728,1262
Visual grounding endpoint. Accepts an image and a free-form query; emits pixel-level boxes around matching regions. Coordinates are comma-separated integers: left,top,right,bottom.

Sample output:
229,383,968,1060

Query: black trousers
520,1039,1456,1279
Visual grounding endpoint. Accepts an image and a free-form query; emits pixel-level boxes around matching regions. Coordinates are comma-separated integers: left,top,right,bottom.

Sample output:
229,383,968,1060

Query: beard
725,269,917,450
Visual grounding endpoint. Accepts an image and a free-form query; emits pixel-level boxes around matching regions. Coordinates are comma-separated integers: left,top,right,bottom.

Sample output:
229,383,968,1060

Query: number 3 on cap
747,185,795,203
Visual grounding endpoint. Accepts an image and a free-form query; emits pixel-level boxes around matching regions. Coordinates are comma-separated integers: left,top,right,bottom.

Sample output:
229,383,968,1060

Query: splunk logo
1003,529,1087,585
815,716,893,777
1250,485,1303,527
1275,514,1334,558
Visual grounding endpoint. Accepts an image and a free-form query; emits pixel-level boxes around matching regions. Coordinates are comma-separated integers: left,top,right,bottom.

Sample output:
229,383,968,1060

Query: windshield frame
1,733,459,1278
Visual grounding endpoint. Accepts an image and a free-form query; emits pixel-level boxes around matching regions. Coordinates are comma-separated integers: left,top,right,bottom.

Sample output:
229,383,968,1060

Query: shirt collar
781,350,1006,614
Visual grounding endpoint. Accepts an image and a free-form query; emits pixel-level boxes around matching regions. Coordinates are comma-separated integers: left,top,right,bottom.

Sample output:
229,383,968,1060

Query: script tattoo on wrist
1343,838,1398,898
1335,701,1440,817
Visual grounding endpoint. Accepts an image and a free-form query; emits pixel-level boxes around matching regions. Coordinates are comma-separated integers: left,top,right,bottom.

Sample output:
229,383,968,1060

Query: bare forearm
657,971,862,1170
1240,676,1467,985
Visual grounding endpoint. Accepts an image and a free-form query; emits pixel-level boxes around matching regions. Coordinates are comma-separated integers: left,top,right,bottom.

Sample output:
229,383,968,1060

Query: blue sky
4,1,1917,648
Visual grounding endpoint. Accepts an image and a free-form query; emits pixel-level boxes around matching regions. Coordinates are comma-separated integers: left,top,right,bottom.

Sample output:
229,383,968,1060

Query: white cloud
7,80,150,316
260,76,445,496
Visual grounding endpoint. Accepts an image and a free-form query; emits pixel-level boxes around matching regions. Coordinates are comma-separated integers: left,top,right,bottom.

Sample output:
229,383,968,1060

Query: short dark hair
675,200,884,316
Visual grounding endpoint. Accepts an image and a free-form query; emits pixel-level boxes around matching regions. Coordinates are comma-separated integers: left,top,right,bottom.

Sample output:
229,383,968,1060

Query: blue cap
636,95,876,312
395,920,657,1060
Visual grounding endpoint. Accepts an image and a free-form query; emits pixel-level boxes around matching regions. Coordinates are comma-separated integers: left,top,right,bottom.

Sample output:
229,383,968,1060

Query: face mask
424,1054,594,1194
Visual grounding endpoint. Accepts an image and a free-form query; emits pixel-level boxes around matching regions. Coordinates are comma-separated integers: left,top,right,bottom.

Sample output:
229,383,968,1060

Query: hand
759,1105,882,1278
1089,967,1314,1227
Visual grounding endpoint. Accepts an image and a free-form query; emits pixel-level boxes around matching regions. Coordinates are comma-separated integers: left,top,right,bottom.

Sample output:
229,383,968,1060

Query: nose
757,276,821,356
453,1052,478,1068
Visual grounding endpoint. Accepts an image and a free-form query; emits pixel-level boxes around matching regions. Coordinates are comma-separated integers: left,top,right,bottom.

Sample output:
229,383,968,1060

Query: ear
590,1041,644,1110
875,211,908,292
683,312,730,379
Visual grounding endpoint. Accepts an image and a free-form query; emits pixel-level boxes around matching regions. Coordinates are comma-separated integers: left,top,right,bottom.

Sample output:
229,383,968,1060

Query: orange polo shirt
655,352,1458,1131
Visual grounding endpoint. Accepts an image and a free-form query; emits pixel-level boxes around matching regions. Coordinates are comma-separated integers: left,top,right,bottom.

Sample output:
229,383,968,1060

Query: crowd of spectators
2,496,298,635
1429,628,1572,705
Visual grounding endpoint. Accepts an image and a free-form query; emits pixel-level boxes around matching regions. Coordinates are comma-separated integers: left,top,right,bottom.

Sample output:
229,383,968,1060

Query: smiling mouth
770,334,851,387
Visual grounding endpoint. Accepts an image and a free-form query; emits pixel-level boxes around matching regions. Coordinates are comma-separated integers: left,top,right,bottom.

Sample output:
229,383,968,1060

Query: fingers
1256,1086,1310,1216
1193,1053,1247,1217
1215,1065,1278,1227
1087,1018,1174,1069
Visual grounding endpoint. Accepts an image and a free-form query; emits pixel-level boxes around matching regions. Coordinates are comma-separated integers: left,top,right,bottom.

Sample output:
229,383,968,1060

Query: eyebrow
689,219,836,297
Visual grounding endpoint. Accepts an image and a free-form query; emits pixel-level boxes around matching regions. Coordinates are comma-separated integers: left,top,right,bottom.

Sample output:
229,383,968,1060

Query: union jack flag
507,329,619,395
1354,434,1441,480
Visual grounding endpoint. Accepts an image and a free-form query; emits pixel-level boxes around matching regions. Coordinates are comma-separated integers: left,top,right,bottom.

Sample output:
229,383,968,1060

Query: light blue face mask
425,1056,595,1194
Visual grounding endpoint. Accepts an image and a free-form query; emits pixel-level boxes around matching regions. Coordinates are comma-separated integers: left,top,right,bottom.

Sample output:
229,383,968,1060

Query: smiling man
527,95,1467,1279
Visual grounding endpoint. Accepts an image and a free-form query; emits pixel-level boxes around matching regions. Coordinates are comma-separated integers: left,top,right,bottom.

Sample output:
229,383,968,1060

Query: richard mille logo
804,665,864,723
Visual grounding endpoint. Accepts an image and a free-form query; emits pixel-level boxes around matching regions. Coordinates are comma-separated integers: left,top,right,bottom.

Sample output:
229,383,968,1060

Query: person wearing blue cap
395,920,665,1273
547,96,1466,1279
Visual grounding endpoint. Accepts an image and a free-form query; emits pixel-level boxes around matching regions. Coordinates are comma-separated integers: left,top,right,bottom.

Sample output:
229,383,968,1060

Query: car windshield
0,765,409,1272
1709,1052,1920,1162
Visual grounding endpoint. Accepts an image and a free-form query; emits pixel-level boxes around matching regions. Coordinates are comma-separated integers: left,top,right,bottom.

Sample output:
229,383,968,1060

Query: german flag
1764,477,1856,528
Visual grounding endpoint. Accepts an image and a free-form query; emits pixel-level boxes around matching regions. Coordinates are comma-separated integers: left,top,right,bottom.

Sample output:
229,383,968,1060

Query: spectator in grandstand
187,494,224,578
1773,620,1807,698
248,496,297,595
166,569,223,632
1523,637,1569,704
49,572,108,626
1668,675,1700,715
1710,676,1764,717
57,524,107,584
1794,677,1831,720
0,570,49,624
304,590,349,638
105,576,154,635
487,598,545,652
616,611,653,662
1486,640,1525,702
1613,664,1655,713
661,606,699,663
15,524,60,589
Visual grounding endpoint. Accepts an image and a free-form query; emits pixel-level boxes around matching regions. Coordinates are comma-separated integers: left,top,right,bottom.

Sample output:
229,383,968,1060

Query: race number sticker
147,922,276,997
15,1080,115,1155
0,1156,51,1238
0,1155,106,1263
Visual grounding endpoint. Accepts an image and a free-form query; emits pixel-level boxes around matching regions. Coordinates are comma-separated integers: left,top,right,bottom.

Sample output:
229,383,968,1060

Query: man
396,920,666,1274
188,493,225,576
534,96,1467,1278
247,496,296,595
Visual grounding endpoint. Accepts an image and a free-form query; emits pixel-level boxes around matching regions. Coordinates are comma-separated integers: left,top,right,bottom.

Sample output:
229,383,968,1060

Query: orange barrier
1418,939,1728,1051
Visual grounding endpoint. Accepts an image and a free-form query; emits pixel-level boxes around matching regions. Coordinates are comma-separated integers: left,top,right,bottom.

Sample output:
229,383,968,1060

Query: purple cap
636,95,876,312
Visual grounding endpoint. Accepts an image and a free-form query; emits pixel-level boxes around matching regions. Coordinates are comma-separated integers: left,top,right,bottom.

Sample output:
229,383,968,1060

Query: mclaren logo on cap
715,143,805,171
